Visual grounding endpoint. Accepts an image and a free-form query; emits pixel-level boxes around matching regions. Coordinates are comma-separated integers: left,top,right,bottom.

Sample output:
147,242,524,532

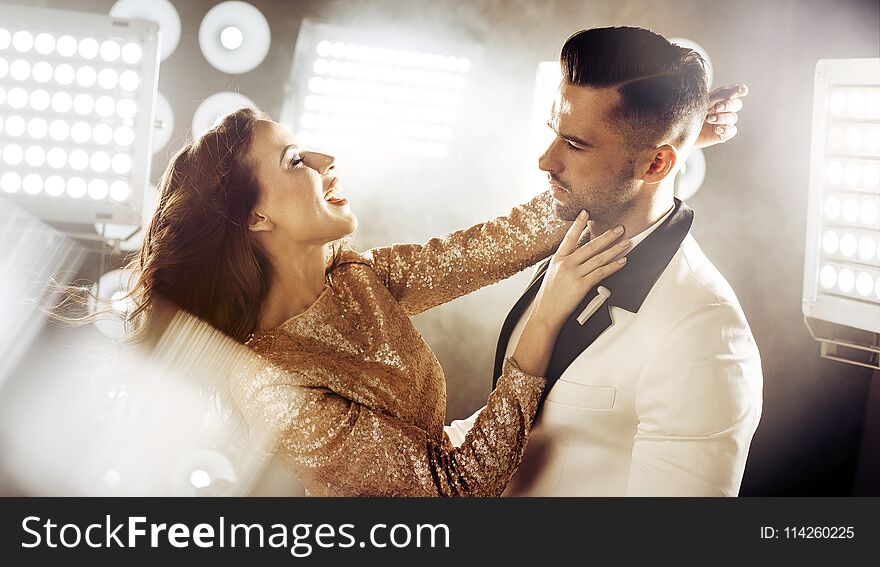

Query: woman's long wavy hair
57,107,346,344
127,106,272,344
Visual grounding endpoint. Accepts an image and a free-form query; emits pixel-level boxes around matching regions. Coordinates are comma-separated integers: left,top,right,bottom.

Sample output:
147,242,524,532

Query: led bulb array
295,36,472,157
0,24,145,205
813,81,880,308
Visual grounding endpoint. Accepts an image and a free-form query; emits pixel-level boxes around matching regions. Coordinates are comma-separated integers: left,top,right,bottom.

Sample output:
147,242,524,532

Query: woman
125,107,623,496
130,89,739,495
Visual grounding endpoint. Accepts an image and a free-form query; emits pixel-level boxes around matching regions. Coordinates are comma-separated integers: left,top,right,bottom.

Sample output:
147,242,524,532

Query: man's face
539,82,643,224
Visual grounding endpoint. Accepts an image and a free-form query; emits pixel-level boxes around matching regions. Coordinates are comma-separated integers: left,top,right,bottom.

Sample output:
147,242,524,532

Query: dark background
2,0,878,495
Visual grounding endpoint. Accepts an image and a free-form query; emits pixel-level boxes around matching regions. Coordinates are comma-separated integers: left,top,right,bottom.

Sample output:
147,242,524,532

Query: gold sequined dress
238,192,567,496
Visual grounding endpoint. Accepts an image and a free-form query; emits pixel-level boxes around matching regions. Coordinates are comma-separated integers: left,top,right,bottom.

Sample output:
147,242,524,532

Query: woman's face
248,120,357,245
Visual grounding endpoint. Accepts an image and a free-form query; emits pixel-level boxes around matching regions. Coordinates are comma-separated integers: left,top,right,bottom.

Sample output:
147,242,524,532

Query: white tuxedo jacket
446,200,763,496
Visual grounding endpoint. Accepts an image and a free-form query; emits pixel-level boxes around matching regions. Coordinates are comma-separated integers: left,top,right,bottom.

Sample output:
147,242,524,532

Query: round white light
76,66,97,88
56,35,77,57
316,40,332,57
837,268,856,293
0,29,10,50
7,87,27,109
848,92,866,117
839,232,858,258
112,153,132,174
865,127,880,154
100,40,121,62
119,70,139,91
93,123,114,145
45,175,65,197
22,173,43,195
845,126,863,152
115,126,135,147
825,161,843,185
868,91,880,119
0,172,22,193
66,177,87,198
51,91,73,113
26,118,48,139
109,180,130,202
220,26,244,50
12,30,34,53
199,1,271,74
10,59,31,81
34,33,55,55
121,42,142,64
71,121,92,144
842,198,860,223
78,37,100,60
98,68,119,90
856,272,874,297
111,0,181,60
73,93,94,115
844,163,862,187
24,145,46,167
90,151,111,173
861,199,879,226
29,89,50,111
2,144,23,165
88,178,109,200
116,98,137,119
4,115,26,137
32,61,53,83
864,163,880,189
859,236,877,261
49,120,70,141
821,230,839,255
69,149,89,171
54,63,75,86
0,57,7,79
46,147,67,169
190,469,211,489
829,90,847,115
95,96,116,118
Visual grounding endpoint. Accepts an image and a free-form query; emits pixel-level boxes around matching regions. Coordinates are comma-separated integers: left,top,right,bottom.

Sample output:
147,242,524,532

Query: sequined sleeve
240,357,545,497
360,191,568,315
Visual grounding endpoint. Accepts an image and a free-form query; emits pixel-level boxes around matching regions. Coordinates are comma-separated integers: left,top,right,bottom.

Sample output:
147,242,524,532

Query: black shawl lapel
493,199,694,391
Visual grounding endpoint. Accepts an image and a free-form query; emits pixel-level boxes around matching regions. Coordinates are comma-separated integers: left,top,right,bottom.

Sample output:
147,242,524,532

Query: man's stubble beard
552,174,639,230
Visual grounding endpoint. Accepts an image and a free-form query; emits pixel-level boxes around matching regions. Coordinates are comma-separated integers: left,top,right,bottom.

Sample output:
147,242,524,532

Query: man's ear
641,145,678,184
248,210,273,233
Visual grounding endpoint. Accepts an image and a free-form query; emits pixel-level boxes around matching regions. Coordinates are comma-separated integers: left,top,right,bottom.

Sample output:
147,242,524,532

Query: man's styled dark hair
561,26,709,149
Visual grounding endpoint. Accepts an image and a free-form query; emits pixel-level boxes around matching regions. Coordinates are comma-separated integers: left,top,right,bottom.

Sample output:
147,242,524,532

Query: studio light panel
0,4,159,226
283,20,474,158
803,58,880,333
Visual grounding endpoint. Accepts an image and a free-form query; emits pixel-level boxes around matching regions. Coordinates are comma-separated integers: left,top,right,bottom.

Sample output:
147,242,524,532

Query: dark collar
524,198,693,313
493,198,694,388
599,197,694,313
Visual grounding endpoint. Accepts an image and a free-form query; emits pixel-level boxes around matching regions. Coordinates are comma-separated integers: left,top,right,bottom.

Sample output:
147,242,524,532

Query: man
446,27,762,496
